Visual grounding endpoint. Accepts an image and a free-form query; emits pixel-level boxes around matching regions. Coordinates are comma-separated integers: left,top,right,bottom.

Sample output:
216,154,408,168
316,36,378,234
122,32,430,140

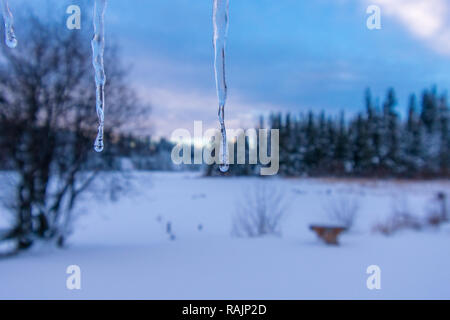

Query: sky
12,0,450,138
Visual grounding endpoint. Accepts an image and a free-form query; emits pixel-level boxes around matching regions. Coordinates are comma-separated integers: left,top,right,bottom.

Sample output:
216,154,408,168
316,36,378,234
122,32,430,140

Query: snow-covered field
0,172,449,299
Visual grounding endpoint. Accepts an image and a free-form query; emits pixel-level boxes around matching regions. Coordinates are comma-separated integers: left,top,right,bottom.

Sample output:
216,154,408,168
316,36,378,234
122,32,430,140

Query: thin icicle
1,0,17,48
91,0,107,152
213,0,229,172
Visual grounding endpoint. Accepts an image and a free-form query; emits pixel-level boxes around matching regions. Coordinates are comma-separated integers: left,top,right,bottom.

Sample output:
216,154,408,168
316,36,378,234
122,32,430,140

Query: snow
0,172,449,299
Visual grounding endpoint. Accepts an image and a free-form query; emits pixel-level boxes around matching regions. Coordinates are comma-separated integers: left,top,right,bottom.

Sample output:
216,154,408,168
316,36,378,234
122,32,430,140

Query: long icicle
213,0,229,172
92,0,107,152
1,0,17,48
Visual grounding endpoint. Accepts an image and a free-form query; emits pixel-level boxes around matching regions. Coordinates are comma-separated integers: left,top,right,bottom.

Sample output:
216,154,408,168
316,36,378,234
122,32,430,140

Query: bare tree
0,12,147,252
232,183,289,237
324,195,360,230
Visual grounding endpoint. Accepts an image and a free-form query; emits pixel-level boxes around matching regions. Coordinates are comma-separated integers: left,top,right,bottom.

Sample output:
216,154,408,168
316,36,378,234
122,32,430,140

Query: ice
1,0,17,48
213,0,230,172
91,0,107,152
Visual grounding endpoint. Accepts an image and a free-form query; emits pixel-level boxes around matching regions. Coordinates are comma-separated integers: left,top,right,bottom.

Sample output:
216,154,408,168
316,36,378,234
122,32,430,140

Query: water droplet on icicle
1,0,17,48
91,0,107,153
213,0,230,173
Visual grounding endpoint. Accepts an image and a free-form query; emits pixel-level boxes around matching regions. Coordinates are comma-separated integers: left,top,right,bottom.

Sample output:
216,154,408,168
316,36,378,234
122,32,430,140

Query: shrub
324,195,360,230
231,183,288,238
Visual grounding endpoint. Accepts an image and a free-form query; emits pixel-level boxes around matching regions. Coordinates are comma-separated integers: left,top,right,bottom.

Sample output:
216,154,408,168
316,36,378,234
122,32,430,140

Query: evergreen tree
382,88,399,171
420,87,438,133
438,95,449,173
365,88,381,172
403,94,423,174
350,113,371,173
316,112,329,172
334,112,349,173
304,112,318,172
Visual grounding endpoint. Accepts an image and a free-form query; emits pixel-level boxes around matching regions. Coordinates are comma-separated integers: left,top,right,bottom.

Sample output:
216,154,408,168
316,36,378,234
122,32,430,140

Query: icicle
1,0,17,48
91,0,107,152
213,0,230,172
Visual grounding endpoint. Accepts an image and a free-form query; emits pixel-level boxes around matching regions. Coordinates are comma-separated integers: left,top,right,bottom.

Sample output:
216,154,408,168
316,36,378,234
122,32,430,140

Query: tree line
269,87,449,178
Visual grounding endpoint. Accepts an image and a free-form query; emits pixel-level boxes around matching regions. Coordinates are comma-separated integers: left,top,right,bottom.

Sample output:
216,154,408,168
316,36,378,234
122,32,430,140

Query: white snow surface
0,172,449,299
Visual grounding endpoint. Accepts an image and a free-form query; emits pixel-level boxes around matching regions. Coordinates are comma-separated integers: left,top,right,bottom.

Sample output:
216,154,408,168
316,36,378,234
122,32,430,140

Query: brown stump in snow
309,225,347,245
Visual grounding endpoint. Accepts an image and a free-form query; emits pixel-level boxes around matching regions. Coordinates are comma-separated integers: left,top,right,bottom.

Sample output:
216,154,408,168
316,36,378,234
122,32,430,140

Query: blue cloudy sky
14,0,450,137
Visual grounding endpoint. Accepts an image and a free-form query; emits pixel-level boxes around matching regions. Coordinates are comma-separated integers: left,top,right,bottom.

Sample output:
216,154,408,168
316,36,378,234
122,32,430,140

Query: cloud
368,0,450,55
135,85,276,138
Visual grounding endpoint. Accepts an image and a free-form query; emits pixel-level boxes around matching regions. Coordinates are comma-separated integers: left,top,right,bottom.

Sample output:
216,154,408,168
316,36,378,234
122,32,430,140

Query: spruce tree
382,88,399,171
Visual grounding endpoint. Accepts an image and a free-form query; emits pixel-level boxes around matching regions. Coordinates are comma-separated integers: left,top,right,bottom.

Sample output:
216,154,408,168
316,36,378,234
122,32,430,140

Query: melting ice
91,0,107,152
213,0,230,172
1,0,17,48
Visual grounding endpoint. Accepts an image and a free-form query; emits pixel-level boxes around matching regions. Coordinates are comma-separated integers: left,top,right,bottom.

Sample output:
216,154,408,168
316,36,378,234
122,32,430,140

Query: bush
372,212,422,236
372,198,421,235
231,183,288,238
324,195,360,230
